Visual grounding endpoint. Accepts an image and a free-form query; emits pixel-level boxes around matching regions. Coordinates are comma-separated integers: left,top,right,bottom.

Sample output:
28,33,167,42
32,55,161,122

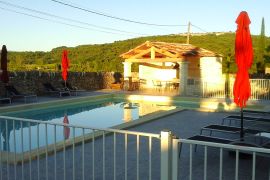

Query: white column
178,61,189,96
123,62,132,79
123,62,132,90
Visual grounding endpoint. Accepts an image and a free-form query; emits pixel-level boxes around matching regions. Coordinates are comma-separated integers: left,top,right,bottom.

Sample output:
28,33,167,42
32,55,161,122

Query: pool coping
0,94,117,114
1,93,267,114
0,93,268,164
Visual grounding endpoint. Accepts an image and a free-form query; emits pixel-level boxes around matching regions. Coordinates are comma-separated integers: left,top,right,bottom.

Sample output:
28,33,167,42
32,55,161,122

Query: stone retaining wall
0,71,122,96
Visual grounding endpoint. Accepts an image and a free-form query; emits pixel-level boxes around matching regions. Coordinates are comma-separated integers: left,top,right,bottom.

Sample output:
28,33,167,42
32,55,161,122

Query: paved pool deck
0,90,270,179
1,110,269,180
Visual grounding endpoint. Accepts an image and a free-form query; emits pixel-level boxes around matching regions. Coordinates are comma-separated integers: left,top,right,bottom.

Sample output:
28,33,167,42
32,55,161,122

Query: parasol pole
240,107,244,140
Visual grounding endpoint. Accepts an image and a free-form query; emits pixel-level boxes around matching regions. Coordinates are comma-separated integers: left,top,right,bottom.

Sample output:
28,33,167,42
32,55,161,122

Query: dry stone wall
0,71,121,96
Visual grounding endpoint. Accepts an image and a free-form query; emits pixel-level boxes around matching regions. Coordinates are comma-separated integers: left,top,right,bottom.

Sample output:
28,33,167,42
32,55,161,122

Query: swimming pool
0,96,186,152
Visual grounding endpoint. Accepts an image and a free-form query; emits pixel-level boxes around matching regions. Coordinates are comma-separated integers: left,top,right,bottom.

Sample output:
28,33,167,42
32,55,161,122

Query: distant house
120,41,223,95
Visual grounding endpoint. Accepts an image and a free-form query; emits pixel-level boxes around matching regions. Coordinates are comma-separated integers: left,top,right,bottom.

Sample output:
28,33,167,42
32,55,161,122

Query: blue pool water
0,98,186,152
6,100,139,128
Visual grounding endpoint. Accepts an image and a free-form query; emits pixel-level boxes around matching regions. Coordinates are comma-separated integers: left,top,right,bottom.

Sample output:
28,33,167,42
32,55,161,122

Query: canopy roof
120,41,221,62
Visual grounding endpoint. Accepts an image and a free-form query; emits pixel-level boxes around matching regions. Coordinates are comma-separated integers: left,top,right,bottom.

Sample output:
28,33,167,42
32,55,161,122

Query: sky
0,0,269,51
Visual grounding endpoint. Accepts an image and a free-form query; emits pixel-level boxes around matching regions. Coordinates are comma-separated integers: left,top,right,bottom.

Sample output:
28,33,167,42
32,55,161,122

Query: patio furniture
179,134,270,156
187,135,261,151
171,78,180,89
110,83,123,90
152,80,162,91
61,82,86,96
221,115,262,125
139,79,147,90
0,97,11,104
131,81,140,91
5,85,37,103
192,134,270,147
222,115,270,128
200,124,262,136
110,78,124,90
43,82,71,97
189,135,233,144
178,135,234,157
124,77,139,91
243,110,270,115
162,81,176,90
179,118,270,157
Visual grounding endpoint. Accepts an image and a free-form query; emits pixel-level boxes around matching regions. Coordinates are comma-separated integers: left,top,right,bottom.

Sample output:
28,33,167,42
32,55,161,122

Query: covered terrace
120,41,222,95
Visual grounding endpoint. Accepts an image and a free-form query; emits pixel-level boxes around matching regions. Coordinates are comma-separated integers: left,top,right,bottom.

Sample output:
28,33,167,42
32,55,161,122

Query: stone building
120,41,223,95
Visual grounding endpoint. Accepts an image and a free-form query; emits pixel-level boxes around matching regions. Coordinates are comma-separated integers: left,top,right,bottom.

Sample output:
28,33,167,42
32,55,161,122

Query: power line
0,1,210,38
0,6,140,37
50,0,187,27
0,1,149,36
190,24,208,33
53,0,185,32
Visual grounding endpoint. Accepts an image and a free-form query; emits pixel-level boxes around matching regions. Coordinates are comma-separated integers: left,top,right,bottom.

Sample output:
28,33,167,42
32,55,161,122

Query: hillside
7,33,270,73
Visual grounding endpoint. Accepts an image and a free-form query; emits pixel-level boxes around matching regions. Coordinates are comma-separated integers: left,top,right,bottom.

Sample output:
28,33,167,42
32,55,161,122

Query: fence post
160,130,172,180
201,81,204,97
172,137,179,180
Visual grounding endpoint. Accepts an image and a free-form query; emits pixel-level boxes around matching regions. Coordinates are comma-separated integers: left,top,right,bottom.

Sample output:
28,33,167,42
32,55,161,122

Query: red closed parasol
0,45,9,84
61,50,69,87
233,11,253,139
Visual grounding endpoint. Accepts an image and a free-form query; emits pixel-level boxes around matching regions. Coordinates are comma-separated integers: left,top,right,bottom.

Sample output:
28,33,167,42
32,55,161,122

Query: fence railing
201,81,226,98
249,79,270,100
0,116,165,180
1,116,270,180
177,138,270,180
195,79,270,100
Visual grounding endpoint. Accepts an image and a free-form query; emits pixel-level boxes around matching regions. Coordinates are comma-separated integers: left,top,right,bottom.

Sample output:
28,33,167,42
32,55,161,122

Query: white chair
152,80,162,91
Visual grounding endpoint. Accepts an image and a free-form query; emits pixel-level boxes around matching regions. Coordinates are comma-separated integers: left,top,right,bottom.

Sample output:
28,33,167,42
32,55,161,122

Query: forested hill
7,33,270,73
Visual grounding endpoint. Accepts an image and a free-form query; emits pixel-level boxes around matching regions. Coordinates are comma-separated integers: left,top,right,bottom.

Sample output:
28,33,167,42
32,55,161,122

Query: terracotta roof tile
120,41,221,59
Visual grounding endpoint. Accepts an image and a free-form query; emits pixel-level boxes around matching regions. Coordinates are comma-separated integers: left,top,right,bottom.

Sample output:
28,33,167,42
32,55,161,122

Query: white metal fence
188,79,270,100
0,116,162,180
177,138,270,180
0,116,270,180
249,79,270,100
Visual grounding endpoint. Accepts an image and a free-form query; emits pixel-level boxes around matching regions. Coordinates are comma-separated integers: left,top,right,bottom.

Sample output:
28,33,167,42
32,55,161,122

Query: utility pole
186,21,191,44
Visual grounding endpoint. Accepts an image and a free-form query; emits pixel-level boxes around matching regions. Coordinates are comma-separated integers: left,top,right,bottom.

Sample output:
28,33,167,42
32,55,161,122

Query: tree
5,33,270,73
36,58,44,66
257,17,266,73
264,45,270,65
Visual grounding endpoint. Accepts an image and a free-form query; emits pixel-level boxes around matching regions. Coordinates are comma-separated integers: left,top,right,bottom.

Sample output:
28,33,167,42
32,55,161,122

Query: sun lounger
178,135,234,157
43,82,71,97
200,124,262,136
243,110,270,115
5,85,37,103
188,135,233,144
0,97,11,104
61,82,85,96
178,131,270,158
181,134,270,154
221,115,263,125
189,134,270,147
